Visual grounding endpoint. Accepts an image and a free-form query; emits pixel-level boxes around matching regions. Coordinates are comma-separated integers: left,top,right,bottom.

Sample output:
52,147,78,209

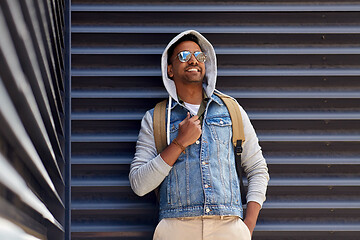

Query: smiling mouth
186,68,201,72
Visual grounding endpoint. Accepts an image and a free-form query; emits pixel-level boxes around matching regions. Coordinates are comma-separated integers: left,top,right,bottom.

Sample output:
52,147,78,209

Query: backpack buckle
235,140,243,155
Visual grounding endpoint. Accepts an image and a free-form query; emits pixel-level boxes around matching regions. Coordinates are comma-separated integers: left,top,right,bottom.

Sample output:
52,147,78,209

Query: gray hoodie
129,30,269,207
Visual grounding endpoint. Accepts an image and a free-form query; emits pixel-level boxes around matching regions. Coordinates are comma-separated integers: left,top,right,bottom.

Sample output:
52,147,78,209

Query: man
129,30,269,240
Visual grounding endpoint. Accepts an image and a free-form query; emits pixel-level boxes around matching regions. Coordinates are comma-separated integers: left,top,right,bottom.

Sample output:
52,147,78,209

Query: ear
167,64,174,78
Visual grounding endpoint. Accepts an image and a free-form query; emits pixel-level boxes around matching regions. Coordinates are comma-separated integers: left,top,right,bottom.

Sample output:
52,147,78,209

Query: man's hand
160,112,201,166
243,201,261,237
176,112,202,147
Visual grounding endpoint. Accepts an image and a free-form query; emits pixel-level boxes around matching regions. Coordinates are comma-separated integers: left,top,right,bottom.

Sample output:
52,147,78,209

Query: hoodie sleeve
238,105,270,207
129,110,172,196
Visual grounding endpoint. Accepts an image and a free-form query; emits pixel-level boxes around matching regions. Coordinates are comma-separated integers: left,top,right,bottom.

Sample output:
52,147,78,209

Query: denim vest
156,94,243,220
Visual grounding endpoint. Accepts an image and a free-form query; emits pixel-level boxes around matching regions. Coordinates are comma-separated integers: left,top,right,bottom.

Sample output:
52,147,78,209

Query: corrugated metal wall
0,0,66,240
71,1,360,239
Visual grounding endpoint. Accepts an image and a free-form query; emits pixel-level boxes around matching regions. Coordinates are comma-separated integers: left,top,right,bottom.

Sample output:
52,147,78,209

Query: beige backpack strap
215,92,247,205
153,99,168,154
214,92,245,147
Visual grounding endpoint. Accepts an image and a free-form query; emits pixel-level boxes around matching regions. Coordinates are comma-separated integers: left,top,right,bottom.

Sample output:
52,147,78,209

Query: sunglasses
177,51,207,63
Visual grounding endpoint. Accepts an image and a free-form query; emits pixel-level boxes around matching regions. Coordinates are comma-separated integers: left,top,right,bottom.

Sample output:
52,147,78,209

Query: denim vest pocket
205,115,232,127
205,116,232,144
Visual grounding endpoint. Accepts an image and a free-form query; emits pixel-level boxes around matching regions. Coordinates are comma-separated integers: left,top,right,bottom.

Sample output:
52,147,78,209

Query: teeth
187,68,198,72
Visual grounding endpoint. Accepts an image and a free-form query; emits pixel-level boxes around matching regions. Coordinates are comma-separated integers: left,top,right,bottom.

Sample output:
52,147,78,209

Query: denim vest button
202,161,206,165
220,120,224,125
195,140,200,144
204,184,209,188
205,208,210,213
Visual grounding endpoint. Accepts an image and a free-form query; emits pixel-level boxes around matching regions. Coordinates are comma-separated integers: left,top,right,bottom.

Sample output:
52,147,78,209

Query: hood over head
161,30,217,102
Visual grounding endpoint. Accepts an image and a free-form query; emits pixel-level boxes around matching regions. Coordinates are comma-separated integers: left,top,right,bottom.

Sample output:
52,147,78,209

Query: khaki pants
153,216,251,240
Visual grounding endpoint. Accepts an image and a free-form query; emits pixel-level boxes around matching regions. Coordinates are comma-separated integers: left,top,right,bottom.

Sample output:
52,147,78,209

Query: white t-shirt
184,102,200,116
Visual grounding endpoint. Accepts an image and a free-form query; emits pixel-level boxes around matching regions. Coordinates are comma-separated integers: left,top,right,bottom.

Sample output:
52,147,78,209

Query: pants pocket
153,219,166,240
238,218,252,239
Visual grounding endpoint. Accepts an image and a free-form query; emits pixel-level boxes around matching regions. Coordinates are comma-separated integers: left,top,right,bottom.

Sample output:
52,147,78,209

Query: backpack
153,92,247,205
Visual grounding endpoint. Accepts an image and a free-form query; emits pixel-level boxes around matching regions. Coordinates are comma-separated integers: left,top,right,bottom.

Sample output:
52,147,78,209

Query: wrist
172,138,186,153
174,136,187,147
244,217,256,227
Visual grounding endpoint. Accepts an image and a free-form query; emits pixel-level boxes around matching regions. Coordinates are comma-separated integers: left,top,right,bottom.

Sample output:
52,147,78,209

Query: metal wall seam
71,4,360,12
71,26,360,33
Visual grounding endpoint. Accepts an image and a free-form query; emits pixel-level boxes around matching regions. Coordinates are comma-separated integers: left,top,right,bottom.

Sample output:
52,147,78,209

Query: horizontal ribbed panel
71,1,360,239
0,0,66,239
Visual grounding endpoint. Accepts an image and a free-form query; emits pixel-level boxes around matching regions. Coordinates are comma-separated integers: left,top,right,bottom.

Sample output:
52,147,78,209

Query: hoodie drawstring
166,95,172,145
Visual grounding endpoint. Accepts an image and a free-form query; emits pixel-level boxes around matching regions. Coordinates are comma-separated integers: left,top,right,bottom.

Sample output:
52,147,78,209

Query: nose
188,53,198,65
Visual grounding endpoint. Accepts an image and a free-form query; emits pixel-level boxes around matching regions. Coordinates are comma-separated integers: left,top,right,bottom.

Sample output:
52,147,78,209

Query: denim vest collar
170,93,223,110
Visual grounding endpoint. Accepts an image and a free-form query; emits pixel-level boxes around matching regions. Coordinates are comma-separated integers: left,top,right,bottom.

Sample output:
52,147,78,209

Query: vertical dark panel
71,1,360,239
65,0,72,240
0,0,66,239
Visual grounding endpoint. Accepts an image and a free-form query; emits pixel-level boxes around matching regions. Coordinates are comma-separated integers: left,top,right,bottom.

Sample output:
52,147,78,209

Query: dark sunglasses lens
178,51,191,62
194,52,206,62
